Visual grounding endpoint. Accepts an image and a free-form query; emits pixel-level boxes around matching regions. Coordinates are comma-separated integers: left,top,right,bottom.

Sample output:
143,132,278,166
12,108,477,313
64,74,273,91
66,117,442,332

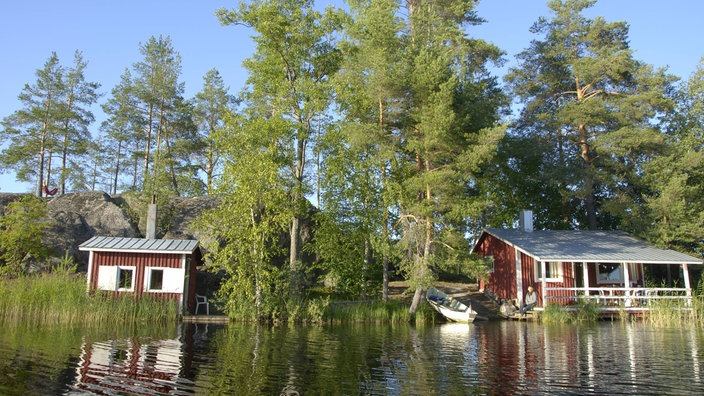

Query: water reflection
68,324,206,395
0,321,702,395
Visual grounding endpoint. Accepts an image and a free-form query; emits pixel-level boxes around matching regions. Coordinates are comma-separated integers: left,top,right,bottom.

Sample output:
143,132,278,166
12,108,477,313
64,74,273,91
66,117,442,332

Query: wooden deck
544,287,693,308
504,311,539,321
181,315,229,324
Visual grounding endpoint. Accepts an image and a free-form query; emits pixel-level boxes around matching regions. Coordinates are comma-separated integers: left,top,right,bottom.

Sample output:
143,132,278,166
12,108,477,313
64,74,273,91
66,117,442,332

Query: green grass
0,273,179,326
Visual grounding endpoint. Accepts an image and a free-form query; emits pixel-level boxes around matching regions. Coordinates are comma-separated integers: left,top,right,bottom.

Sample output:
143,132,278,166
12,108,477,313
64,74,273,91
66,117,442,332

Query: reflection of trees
203,324,430,395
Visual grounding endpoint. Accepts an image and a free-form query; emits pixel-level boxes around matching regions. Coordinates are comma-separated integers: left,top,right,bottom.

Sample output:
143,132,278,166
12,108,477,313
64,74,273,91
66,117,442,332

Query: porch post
541,260,547,307
180,253,187,315
515,249,523,304
86,251,94,293
582,262,589,296
683,264,692,298
623,262,630,288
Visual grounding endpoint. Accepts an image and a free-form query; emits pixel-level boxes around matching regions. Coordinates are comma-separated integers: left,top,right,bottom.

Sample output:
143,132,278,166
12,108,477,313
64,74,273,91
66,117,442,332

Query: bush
0,196,52,277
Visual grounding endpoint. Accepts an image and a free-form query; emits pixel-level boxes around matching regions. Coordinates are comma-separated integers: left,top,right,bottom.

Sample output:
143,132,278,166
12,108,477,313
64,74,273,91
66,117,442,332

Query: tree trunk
363,238,372,297
409,180,434,314
113,139,122,195
143,102,154,185
382,255,389,302
289,131,306,292
578,123,598,230
289,215,300,290
61,133,68,195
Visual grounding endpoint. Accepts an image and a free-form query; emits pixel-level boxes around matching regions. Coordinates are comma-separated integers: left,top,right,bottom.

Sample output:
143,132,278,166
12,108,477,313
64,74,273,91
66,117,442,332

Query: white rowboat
426,287,477,323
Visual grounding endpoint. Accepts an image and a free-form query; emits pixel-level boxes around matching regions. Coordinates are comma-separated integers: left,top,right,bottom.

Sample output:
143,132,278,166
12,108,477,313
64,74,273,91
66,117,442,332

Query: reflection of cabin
78,236,201,314
74,336,190,394
473,210,703,313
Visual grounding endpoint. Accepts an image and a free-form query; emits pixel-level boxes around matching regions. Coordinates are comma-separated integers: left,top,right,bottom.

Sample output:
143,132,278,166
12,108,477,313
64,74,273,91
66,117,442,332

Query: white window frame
535,261,563,282
145,268,165,292
143,266,185,293
596,263,623,284
117,266,136,291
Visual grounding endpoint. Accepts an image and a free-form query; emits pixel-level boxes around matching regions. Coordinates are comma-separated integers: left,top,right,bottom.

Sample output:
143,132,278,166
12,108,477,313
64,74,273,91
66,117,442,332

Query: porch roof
481,228,703,265
79,236,199,254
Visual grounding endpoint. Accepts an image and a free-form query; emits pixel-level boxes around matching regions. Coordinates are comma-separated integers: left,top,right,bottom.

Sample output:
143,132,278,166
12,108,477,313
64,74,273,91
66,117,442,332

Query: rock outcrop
0,191,221,271
44,191,140,269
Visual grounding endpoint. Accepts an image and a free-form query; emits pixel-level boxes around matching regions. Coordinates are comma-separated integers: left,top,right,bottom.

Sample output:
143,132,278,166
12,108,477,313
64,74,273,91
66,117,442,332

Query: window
535,261,562,282
117,267,134,290
597,263,622,284
149,269,164,291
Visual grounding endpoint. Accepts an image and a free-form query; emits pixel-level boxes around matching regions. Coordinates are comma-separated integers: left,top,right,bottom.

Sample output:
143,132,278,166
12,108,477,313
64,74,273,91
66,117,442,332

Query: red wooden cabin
472,211,703,312
79,236,201,314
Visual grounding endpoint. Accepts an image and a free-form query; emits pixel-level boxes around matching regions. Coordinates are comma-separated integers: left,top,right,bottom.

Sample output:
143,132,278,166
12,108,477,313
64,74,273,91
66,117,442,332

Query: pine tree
645,58,704,254
505,0,675,229
193,68,235,194
55,50,100,194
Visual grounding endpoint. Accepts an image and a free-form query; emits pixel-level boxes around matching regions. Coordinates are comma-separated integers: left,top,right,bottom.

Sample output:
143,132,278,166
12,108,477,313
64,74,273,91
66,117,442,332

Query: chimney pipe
146,203,157,239
519,209,533,232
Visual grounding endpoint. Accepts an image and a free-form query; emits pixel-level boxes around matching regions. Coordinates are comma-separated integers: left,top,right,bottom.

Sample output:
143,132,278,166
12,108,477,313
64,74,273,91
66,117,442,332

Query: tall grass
326,300,436,325
0,273,178,326
541,301,601,324
643,295,703,328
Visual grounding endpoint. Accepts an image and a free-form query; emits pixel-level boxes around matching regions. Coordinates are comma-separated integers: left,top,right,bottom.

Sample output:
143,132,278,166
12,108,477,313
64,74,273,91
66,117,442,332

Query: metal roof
79,236,199,254
481,228,703,265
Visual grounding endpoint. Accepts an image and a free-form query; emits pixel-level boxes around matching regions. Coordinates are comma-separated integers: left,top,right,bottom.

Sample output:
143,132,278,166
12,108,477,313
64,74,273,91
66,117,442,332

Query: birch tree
217,0,343,291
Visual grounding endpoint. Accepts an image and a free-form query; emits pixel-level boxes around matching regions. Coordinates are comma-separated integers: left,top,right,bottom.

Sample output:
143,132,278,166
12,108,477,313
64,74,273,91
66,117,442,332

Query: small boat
426,287,477,323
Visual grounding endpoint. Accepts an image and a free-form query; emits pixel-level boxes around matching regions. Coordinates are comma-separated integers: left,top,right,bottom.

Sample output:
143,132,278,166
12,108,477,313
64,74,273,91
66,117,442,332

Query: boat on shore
426,287,477,323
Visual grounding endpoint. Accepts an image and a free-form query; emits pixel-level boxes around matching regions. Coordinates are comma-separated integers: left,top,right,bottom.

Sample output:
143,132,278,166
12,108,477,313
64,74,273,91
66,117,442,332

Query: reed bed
541,301,602,324
326,299,435,325
0,273,178,326
642,294,704,328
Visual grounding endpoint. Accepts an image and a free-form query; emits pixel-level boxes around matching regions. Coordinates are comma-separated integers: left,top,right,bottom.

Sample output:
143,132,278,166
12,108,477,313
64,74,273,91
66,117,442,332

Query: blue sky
1,0,703,193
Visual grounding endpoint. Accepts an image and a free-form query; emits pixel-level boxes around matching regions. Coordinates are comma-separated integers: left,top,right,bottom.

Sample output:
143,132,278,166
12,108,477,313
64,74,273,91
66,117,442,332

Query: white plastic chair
195,294,209,315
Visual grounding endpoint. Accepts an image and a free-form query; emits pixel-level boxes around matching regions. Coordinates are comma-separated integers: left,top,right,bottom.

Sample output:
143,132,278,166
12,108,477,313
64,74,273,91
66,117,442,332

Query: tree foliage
216,0,344,294
0,196,52,277
197,113,296,321
319,0,507,312
505,0,676,230
644,58,704,255
0,51,99,196
192,68,236,194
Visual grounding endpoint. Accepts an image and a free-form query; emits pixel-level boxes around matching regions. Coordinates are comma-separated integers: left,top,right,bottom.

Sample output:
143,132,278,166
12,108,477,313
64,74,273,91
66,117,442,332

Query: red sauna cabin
79,236,202,314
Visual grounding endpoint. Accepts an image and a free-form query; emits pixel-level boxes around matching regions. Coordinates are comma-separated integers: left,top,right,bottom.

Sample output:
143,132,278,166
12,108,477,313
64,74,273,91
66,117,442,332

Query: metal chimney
146,203,157,239
519,209,533,232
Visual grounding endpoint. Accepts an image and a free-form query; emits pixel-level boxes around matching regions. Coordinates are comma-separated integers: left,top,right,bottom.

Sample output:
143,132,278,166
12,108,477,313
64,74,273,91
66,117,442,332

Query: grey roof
481,228,703,265
79,236,199,254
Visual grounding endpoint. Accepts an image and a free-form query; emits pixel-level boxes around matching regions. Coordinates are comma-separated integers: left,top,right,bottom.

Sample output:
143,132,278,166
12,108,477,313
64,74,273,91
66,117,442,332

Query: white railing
544,287,693,308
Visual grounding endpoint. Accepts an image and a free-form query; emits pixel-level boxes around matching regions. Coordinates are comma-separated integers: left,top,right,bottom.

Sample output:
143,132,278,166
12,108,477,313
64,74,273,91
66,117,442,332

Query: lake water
0,320,702,395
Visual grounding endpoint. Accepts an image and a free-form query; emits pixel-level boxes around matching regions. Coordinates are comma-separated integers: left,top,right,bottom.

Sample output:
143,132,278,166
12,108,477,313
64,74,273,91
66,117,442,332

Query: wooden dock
181,315,229,324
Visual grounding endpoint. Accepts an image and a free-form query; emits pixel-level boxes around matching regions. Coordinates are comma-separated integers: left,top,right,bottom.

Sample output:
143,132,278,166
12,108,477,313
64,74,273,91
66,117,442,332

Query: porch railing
543,287,693,308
